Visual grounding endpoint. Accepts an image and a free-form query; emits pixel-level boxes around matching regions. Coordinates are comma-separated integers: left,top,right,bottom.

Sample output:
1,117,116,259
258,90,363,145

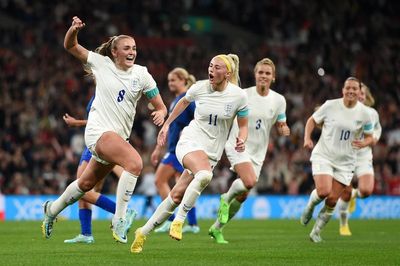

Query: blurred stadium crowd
0,0,399,195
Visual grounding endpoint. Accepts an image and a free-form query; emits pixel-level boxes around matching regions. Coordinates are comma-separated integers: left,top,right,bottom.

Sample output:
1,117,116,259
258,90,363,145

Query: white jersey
311,98,374,171
178,80,248,162
357,106,381,162
225,87,287,171
84,51,157,147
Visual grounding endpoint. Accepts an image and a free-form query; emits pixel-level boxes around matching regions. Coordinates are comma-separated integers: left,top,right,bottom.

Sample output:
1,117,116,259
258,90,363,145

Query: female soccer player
337,82,381,236
209,58,290,244
300,77,374,243
41,16,167,244
131,53,248,253
62,106,136,244
151,67,200,234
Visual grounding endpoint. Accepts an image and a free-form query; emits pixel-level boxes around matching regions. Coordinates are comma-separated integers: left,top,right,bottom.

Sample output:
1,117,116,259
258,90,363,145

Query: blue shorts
161,152,184,173
79,147,92,165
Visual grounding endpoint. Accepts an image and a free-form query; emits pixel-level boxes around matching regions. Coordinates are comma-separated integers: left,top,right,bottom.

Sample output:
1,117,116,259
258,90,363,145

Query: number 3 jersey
311,98,373,169
179,80,248,162
84,51,158,147
225,87,287,171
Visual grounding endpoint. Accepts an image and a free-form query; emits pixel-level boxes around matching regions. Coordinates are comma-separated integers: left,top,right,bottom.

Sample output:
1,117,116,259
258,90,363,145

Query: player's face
168,73,185,93
208,57,229,88
342,80,360,102
358,86,366,103
255,64,274,89
112,37,137,71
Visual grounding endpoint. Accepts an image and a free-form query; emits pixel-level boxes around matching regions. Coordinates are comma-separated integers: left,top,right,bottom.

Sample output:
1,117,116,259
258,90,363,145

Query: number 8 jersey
311,98,373,169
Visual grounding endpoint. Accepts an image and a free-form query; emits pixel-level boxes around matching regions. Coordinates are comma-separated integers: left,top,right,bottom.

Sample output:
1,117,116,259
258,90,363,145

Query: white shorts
85,129,128,166
355,160,374,177
225,144,262,180
176,138,218,170
312,161,354,186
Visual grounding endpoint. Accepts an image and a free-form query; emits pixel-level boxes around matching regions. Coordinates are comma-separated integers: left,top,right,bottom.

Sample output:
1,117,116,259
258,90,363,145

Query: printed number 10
339,130,350,140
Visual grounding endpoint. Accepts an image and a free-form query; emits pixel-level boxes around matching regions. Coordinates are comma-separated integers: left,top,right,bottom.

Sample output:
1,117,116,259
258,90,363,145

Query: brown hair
345,76,362,89
95,35,133,60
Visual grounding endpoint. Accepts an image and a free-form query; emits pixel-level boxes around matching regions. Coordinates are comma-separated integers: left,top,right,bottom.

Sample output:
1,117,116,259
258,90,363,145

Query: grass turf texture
0,219,399,265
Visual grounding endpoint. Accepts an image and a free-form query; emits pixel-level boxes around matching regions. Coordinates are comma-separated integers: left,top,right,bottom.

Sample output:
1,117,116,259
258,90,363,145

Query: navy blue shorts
161,152,184,173
79,147,92,165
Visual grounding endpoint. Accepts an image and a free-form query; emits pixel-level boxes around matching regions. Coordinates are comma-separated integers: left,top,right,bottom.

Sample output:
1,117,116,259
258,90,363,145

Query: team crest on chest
131,78,140,92
224,103,233,117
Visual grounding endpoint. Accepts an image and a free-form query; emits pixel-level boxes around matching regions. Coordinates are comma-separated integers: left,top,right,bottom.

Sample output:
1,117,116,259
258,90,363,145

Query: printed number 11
209,114,217,126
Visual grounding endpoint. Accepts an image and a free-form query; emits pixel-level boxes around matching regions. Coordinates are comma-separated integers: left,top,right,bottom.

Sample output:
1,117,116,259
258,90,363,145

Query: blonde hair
361,82,375,107
254,58,276,82
169,67,196,88
215,54,240,86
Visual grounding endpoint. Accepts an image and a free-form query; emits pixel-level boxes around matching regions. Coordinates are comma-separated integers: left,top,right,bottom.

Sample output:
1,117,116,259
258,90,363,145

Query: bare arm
157,97,190,146
276,121,290,136
63,113,87,127
235,116,248,152
304,116,316,149
64,16,89,63
148,94,168,127
352,133,374,149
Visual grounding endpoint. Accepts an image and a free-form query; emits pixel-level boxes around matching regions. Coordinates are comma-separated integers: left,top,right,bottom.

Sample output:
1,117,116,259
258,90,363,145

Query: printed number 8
117,89,126,102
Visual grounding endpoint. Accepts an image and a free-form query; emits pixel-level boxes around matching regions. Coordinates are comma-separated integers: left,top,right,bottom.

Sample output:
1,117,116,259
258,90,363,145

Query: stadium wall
2,195,400,221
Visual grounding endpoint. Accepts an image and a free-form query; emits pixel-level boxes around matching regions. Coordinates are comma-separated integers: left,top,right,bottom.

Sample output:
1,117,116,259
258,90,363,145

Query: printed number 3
117,89,126,102
256,119,262,130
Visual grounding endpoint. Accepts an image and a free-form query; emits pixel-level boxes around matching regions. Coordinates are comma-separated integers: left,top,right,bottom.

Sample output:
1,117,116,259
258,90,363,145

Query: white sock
306,189,324,210
224,179,248,203
175,170,212,222
313,205,334,234
141,195,177,235
49,180,84,216
338,198,349,226
353,188,363,198
114,171,137,221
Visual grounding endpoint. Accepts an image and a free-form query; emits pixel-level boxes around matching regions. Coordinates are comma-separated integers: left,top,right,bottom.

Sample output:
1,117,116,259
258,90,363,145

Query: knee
77,179,94,192
325,196,338,208
194,170,213,188
170,190,183,204
242,177,257,190
316,189,330,199
124,158,143,176
358,187,373,198
155,176,165,190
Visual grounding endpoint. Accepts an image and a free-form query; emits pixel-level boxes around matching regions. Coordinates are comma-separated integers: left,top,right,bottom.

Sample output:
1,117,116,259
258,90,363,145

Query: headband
216,55,232,72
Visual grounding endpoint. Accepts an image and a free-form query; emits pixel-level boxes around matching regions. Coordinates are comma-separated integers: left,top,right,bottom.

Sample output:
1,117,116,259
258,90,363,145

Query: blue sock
168,213,176,222
187,207,197,226
79,208,92,236
95,195,116,214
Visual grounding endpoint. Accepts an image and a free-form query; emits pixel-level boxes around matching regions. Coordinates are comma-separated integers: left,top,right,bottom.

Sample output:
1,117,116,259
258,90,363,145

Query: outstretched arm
64,16,89,63
63,113,87,127
157,97,190,146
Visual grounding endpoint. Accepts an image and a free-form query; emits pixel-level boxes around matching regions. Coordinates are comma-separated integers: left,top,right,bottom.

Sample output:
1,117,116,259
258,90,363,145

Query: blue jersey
86,96,95,115
167,92,195,153
79,95,95,164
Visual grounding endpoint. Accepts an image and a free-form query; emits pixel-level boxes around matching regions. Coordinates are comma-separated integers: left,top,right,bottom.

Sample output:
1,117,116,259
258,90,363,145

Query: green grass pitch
0,219,399,265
